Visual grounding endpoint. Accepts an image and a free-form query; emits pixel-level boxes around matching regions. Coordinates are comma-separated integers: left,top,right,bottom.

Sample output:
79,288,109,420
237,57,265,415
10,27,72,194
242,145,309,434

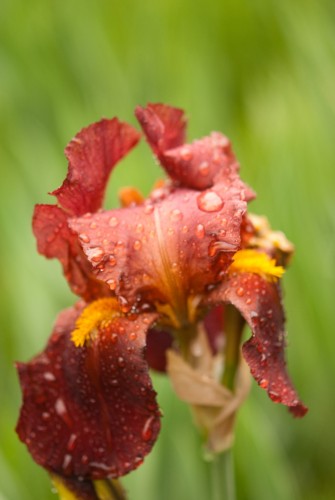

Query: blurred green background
1,0,334,499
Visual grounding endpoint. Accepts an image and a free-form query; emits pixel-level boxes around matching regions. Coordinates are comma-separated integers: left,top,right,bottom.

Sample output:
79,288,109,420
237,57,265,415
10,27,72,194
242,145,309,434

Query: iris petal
16,305,161,480
208,273,307,416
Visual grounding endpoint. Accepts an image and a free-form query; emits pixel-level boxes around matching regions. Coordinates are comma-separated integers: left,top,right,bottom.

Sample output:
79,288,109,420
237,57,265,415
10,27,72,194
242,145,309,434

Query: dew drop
87,247,104,263
62,454,72,472
107,279,116,290
118,356,125,368
133,240,142,251
170,208,183,221
111,333,118,343
109,255,117,266
136,223,144,233
195,224,205,239
67,434,77,451
144,204,154,214
180,146,193,161
246,298,252,305
199,161,210,176
269,390,281,403
42,412,51,421
259,379,269,389
79,233,90,243
130,332,137,341
109,216,119,227
43,372,56,381
197,191,223,212
236,287,245,297
142,416,155,442
118,296,131,313
55,398,67,417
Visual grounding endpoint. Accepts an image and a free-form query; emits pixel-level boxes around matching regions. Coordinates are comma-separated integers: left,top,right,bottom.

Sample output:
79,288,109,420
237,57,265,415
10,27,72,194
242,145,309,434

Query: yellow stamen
71,298,120,347
228,249,284,281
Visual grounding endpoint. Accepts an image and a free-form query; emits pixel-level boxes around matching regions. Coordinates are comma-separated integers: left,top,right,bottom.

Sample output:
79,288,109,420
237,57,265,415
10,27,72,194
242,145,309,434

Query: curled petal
33,205,110,301
16,305,161,479
52,119,141,216
161,133,239,190
136,103,255,194
135,103,186,158
208,274,307,417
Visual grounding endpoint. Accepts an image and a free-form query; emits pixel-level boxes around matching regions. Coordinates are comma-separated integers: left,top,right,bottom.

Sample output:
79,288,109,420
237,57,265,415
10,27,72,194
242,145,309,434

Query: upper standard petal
52,118,141,216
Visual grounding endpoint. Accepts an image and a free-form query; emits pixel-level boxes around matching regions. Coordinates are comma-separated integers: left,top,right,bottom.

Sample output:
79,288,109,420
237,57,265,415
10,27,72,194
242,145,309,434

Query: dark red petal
203,305,225,354
145,328,174,373
208,274,307,417
16,306,161,479
33,205,110,301
162,133,241,190
135,103,186,158
52,119,141,216
69,184,247,312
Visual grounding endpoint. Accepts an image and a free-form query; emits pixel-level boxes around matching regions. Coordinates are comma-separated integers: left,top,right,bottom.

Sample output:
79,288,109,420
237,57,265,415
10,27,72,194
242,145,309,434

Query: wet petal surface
208,273,307,416
70,183,247,322
52,118,141,216
33,205,110,301
16,305,161,479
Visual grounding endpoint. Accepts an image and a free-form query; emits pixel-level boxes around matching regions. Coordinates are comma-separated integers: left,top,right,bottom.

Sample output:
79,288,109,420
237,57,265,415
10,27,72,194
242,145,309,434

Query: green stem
211,449,236,500
221,304,245,390
210,305,245,500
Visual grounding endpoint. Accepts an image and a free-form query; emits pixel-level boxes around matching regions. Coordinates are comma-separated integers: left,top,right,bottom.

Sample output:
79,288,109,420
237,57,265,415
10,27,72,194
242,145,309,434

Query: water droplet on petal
107,279,116,290
133,240,142,251
144,204,154,214
118,357,125,368
180,146,193,161
108,255,117,266
43,372,56,381
79,233,90,243
109,216,119,227
269,390,281,403
236,287,245,297
199,161,210,176
87,247,104,263
130,332,137,341
62,454,72,472
170,208,183,221
259,379,268,389
197,191,223,212
118,296,131,313
142,416,155,442
136,223,144,233
195,224,205,239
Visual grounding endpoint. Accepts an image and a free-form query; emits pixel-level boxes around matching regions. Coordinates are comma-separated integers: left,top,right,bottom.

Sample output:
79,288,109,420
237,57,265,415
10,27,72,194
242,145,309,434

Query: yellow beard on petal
71,298,120,347
228,249,284,281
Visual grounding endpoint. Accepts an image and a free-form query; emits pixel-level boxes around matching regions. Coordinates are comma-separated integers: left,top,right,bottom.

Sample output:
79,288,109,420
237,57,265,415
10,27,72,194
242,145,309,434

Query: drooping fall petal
16,304,161,480
52,119,141,216
208,273,308,417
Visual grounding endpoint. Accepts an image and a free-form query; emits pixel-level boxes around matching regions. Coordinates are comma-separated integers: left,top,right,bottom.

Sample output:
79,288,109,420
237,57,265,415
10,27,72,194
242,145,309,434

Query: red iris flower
16,104,307,498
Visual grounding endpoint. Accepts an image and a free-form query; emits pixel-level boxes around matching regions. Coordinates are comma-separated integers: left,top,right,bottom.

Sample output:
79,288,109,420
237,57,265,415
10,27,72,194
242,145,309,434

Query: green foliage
1,0,334,498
